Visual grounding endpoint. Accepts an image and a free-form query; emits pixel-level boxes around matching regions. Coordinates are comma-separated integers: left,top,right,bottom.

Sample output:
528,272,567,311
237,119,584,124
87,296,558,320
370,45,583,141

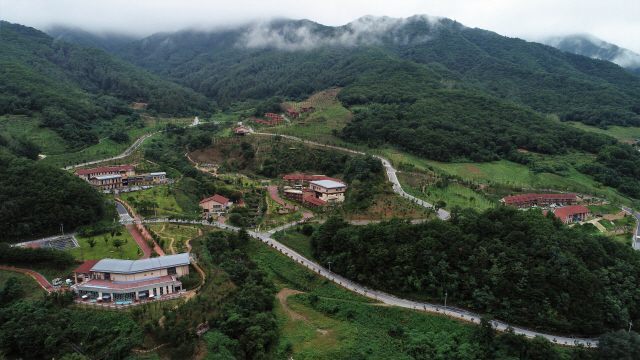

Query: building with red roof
199,195,232,216
234,126,249,136
74,166,134,180
500,193,577,208
283,174,345,185
304,196,326,207
544,205,592,224
72,260,100,283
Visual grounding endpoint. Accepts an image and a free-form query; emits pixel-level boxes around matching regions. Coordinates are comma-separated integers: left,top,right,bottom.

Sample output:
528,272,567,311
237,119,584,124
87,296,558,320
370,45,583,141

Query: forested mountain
45,25,140,54
543,34,640,76
0,21,215,148
115,16,640,128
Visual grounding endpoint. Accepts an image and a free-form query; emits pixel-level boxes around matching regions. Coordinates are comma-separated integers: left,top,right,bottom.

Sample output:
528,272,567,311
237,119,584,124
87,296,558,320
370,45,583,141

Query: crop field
566,122,640,142
0,115,69,154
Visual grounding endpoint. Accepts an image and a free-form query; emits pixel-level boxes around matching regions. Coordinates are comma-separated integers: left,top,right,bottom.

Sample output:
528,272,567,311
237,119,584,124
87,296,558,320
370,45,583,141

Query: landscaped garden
70,228,144,261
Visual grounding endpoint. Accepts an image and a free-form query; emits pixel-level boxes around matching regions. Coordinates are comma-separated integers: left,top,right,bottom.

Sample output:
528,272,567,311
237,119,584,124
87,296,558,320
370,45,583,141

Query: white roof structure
150,172,166,176
90,253,190,274
310,180,346,189
95,175,122,180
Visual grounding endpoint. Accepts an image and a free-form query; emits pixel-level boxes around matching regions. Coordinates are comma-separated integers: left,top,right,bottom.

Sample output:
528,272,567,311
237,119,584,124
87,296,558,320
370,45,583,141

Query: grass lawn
0,269,47,301
71,231,144,261
586,204,621,215
566,122,640,142
272,228,314,259
149,224,200,253
598,219,615,230
399,173,497,211
123,185,186,218
614,216,637,228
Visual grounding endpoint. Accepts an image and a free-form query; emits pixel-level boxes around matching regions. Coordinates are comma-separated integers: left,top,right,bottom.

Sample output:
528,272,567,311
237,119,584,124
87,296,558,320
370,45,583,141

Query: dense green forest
0,152,112,240
0,21,215,148
311,207,640,335
113,16,640,128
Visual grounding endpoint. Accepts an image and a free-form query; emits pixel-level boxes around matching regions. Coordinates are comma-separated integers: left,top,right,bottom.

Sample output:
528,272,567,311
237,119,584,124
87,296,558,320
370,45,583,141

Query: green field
0,115,70,155
399,174,497,212
272,228,314,259
586,204,621,215
149,223,200,254
123,185,187,219
566,122,640,142
71,230,144,261
39,116,193,168
0,268,47,301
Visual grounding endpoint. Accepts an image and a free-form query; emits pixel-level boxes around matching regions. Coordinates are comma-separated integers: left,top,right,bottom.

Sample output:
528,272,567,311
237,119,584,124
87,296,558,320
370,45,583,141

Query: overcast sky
2,0,640,53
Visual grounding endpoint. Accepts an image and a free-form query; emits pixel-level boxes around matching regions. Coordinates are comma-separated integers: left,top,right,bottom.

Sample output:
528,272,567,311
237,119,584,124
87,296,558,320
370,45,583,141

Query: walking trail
277,288,327,335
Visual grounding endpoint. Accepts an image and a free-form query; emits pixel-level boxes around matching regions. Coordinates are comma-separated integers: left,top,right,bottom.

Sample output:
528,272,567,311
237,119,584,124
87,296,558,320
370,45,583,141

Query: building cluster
198,195,232,217
499,193,577,208
300,106,315,113
74,166,166,189
234,126,250,136
72,253,190,303
285,109,299,118
283,175,347,207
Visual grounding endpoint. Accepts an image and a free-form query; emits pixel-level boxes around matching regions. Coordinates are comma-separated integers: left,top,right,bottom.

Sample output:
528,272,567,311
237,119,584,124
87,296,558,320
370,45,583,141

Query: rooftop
199,194,230,205
76,275,177,290
549,205,591,223
95,175,122,180
73,260,100,274
310,180,346,189
149,172,166,176
75,166,133,175
305,196,327,206
90,253,190,274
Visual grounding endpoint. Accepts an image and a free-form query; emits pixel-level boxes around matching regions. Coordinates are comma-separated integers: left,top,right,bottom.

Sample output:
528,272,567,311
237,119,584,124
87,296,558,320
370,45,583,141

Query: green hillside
115,16,640,128
0,21,215,148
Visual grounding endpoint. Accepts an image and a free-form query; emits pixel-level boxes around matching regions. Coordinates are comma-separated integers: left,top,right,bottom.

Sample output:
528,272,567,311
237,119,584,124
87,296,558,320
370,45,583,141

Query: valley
2,13,640,360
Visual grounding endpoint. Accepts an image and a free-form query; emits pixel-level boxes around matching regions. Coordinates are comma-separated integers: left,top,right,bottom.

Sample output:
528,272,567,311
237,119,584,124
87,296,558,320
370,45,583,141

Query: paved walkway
268,186,292,208
0,265,54,292
126,225,152,259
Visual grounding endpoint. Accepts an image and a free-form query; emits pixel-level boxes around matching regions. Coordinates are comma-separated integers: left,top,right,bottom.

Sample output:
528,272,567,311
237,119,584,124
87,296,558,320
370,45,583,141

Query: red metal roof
199,194,230,205
73,260,100,274
305,196,326,206
75,166,134,175
548,205,591,223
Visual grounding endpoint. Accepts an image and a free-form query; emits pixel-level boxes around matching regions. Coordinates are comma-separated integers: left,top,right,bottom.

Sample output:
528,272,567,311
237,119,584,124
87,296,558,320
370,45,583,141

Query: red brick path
126,225,152,259
268,186,292,208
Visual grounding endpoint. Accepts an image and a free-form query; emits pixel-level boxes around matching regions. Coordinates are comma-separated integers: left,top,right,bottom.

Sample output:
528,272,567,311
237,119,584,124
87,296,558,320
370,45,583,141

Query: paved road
113,200,134,222
132,217,597,347
253,132,451,221
621,205,640,250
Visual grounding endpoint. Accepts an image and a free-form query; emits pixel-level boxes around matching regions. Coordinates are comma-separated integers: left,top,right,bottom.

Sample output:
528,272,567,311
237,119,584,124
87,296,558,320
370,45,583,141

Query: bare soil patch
464,164,482,175
276,288,328,335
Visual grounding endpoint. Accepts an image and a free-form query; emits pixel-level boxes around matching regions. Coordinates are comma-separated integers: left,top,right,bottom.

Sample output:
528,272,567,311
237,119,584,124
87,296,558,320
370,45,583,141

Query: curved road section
135,217,597,347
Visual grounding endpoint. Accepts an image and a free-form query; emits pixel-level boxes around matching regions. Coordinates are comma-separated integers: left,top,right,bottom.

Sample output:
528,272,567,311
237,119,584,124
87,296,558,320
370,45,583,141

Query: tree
598,330,640,360
103,235,109,246
436,200,447,209
112,238,124,251
86,238,97,248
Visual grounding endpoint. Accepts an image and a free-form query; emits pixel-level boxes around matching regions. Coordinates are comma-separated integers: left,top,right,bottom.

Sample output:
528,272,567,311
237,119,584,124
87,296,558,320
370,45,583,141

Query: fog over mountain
544,34,640,76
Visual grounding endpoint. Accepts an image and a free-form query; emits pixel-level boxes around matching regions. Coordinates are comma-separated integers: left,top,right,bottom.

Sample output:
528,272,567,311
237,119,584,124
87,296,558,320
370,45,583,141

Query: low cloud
238,15,444,50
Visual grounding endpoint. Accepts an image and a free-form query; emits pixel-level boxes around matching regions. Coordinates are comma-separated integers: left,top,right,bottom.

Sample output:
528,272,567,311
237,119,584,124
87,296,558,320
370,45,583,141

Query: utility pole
327,261,332,272
630,320,633,332
444,290,448,315
61,223,64,236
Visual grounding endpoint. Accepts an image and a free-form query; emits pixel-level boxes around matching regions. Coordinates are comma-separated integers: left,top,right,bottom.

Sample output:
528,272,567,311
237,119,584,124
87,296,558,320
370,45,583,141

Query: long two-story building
74,166,166,189
500,193,577,208
72,253,190,303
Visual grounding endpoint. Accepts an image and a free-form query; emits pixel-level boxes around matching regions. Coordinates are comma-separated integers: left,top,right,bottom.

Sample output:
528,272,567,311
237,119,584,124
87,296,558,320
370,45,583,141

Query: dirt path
277,288,327,335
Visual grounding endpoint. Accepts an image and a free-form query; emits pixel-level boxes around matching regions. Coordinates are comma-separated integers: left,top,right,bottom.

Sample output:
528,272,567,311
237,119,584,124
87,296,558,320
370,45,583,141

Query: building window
168,267,177,275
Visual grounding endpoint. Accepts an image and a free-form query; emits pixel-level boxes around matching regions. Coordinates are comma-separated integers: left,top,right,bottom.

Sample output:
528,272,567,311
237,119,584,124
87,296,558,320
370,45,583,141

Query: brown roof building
543,205,592,224
500,193,577,208
283,174,345,185
199,195,232,215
